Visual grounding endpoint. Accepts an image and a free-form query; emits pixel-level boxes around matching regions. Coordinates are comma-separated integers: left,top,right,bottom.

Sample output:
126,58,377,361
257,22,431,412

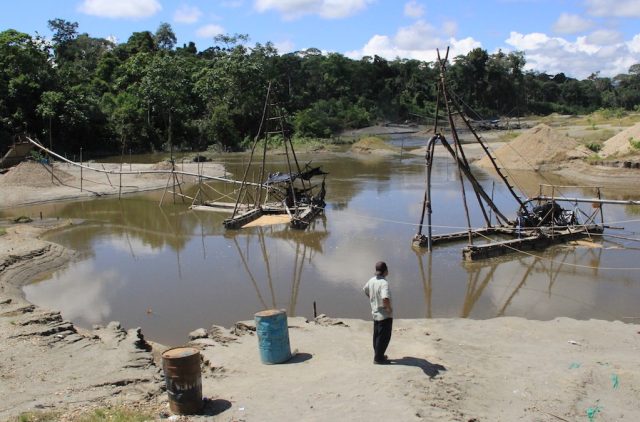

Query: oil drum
162,346,203,414
254,309,292,364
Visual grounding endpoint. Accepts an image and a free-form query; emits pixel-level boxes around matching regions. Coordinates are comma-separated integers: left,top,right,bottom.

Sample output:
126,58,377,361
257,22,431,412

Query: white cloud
254,0,372,20
586,29,623,45
586,0,640,18
107,235,160,256
442,20,458,37
404,1,425,19
222,0,245,7
346,20,480,62
78,0,161,19
174,4,202,24
505,30,640,78
629,34,640,53
552,13,593,34
274,40,296,54
196,24,225,38
23,261,122,324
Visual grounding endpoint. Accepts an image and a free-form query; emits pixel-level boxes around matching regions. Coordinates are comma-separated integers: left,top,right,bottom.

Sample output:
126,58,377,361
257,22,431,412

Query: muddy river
6,149,640,345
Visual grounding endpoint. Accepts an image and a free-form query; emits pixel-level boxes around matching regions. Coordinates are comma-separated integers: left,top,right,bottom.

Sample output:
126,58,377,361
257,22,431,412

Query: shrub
586,142,602,152
629,137,640,150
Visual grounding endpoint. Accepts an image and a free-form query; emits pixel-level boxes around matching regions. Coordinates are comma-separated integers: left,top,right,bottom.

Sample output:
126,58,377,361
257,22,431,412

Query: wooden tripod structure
412,48,620,260
414,47,524,251
223,81,326,230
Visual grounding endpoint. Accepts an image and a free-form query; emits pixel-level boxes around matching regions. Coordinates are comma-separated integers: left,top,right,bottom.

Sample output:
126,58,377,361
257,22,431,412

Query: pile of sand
350,136,399,155
0,161,74,187
478,124,589,170
599,122,640,157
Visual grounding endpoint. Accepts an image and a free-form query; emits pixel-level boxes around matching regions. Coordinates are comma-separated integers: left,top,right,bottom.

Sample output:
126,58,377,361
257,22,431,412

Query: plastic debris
567,340,581,346
611,374,619,390
586,404,602,421
569,362,581,369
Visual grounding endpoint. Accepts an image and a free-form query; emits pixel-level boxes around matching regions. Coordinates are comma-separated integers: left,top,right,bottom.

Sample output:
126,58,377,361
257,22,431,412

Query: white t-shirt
363,276,392,321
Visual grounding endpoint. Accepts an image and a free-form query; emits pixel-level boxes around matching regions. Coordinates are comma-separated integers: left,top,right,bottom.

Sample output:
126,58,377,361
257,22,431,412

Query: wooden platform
412,227,499,247
290,206,324,230
413,224,604,261
223,208,263,229
462,226,604,261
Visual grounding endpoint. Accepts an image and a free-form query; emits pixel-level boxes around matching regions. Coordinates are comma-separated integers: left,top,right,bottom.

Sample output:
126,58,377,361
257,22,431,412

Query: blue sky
2,0,640,79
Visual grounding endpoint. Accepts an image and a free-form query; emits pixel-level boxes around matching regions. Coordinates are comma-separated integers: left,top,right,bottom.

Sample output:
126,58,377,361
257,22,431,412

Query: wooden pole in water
437,48,473,245
80,147,83,192
49,117,53,183
597,187,605,225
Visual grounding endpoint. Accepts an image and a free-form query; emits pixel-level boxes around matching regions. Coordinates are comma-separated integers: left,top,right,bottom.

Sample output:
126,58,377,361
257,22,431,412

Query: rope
334,208,640,232
332,209,640,270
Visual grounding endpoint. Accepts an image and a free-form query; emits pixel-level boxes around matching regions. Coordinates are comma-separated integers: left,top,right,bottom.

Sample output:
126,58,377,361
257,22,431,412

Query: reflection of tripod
232,228,273,310
416,243,605,319
231,225,321,316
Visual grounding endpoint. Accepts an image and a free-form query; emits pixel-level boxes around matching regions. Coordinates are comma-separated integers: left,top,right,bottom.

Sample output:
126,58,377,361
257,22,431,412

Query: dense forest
2,20,640,157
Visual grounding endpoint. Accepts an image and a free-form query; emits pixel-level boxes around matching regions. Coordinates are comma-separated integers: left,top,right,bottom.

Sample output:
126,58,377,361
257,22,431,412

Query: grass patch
75,407,156,422
630,137,640,150
15,406,157,422
497,131,520,142
14,411,61,422
586,154,603,163
570,110,640,127
580,128,615,144
0,227,6,236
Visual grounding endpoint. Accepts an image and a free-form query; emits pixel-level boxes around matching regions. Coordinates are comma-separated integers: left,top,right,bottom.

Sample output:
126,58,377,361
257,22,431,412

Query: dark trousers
373,318,393,362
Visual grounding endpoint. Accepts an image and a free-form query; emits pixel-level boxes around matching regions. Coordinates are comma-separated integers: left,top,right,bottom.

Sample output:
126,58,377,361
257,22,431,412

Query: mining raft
412,48,640,261
190,82,327,231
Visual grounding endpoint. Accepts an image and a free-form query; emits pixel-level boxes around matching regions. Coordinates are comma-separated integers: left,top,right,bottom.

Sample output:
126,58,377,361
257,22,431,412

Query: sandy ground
0,160,226,210
1,144,640,420
190,316,640,422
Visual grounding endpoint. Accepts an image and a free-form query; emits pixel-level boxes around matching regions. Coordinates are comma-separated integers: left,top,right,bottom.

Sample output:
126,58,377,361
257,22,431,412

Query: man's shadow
389,356,446,378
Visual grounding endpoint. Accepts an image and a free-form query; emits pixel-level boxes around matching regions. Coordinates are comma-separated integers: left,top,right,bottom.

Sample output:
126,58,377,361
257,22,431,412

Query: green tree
154,22,176,50
0,29,52,147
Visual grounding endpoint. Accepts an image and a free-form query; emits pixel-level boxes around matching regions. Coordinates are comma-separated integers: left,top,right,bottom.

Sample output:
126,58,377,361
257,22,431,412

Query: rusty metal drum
254,309,292,364
162,346,203,414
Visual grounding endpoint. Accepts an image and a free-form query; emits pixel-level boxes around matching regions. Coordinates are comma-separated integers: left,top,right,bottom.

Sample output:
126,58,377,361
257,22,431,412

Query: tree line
1,20,640,157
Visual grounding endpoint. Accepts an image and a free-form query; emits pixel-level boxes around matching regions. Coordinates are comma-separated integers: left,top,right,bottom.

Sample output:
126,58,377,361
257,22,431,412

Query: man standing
363,261,393,364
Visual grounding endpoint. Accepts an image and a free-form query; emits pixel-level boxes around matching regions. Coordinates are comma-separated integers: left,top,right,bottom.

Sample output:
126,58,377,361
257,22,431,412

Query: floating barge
413,222,605,261
191,82,327,231
412,47,636,261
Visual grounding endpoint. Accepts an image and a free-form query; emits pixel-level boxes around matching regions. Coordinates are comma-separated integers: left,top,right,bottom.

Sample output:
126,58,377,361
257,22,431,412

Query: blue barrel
254,309,292,364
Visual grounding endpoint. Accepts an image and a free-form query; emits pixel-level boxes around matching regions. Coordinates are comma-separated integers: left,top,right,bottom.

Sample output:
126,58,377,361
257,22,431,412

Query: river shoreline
1,212,640,421
1,146,640,420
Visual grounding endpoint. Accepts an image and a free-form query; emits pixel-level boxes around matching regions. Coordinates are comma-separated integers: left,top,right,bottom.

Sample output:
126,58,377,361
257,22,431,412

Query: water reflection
6,151,640,345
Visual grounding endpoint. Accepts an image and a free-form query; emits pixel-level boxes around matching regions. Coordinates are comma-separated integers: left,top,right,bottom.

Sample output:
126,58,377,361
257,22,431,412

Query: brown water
5,149,640,346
